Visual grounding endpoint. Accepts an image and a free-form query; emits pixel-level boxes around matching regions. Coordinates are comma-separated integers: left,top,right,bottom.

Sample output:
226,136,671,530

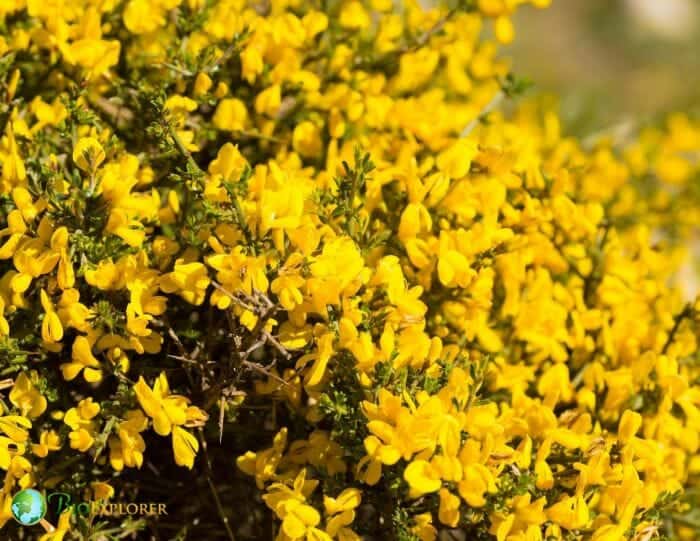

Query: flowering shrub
1,0,700,540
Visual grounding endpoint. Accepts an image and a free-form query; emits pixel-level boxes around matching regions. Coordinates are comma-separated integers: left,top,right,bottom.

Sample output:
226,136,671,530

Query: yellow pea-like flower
60,336,102,382
72,137,105,172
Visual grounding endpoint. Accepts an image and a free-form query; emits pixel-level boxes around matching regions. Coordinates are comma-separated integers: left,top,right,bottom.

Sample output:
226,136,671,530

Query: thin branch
165,120,203,175
219,396,226,444
461,91,504,137
153,62,195,76
263,331,291,360
166,325,198,387
241,360,288,386
211,282,258,312
402,8,458,54
199,430,236,541
232,129,284,144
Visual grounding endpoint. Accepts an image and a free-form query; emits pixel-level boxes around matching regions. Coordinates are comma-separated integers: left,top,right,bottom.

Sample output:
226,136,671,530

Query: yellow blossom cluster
0,0,699,539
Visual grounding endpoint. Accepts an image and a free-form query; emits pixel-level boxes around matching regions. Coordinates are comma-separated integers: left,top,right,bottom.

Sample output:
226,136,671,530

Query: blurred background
509,0,700,300
509,0,700,136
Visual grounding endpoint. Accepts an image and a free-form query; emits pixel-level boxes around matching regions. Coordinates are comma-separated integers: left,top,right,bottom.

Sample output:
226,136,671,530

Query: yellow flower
458,464,495,508
237,428,288,488
254,84,282,117
193,72,213,96
9,372,47,419
64,398,100,452
109,410,148,471
31,430,61,458
65,38,121,79
207,247,269,308
0,210,26,260
262,469,324,539
404,459,442,497
618,410,642,443
324,489,362,541
438,488,461,527
324,488,361,516
259,181,306,237
91,481,115,500
72,137,106,172
457,439,498,508
134,373,188,436
171,425,199,469
213,98,249,131
546,495,590,531
241,46,264,84
293,121,322,158
0,415,31,468
60,336,103,382
159,259,211,305
271,263,306,311
281,499,322,538
436,139,478,179
299,331,335,387
339,1,370,30
1,121,26,187
411,512,437,541
84,259,125,290
123,0,167,34
304,11,329,39
134,372,205,468
105,208,147,247
14,237,60,293
52,227,74,290
40,289,63,344
208,142,249,188
494,16,515,44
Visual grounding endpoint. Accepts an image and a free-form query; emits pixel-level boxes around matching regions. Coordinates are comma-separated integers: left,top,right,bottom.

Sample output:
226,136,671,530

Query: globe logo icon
11,488,47,526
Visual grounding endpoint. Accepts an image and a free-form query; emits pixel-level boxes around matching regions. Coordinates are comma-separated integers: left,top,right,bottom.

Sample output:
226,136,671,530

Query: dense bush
0,0,699,540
